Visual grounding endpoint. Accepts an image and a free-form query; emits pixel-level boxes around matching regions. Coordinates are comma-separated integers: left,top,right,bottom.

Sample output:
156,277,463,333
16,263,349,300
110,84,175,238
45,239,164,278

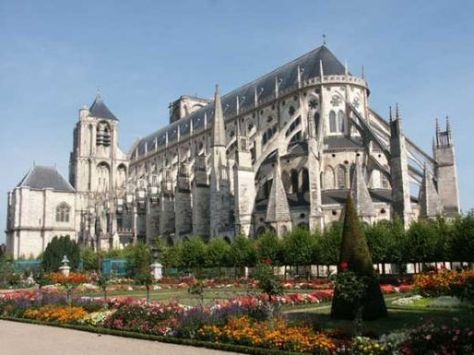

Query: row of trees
157,212,474,272
12,212,473,275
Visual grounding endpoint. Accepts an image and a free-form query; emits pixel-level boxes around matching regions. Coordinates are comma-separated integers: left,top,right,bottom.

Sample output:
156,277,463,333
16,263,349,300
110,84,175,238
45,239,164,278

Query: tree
331,196,387,320
255,232,282,266
160,243,183,268
136,271,153,303
254,261,283,303
229,236,257,276
406,220,439,271
282,228,315,278
126,243,152,277
448,212,474,263
181,237,207,277
81,247,104,271
41,236,80,272
318,222,342,267
97,273,109,302
206,238,231,274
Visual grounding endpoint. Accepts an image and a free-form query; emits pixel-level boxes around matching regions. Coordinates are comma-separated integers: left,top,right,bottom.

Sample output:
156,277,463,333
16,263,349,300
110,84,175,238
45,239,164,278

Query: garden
1,203,474,354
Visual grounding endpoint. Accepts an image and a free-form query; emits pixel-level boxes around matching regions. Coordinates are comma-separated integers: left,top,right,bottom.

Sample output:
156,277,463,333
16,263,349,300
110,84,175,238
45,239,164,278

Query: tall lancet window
336,165,346,189
338,110,346,133
329,111,337,133
56,203,70,222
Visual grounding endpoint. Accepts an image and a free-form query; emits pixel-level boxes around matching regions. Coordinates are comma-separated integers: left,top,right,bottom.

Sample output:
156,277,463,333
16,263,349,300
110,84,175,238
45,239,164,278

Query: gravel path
0,320,240,355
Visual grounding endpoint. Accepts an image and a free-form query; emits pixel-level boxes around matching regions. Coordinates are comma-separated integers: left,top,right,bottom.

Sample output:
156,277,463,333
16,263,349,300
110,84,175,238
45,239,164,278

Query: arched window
314,112,320,133
324,166,335,189
96,121,111,147
291,169,299,194
329,111,337,133
300,168,309,193
97,162,110,192
264,179,273,199
56,203,70,223
370,169,382,188
381,173,390,189
117,164,127,188
336,165,346,189
349,164,356,187
282,170,291,193
337,110,346,133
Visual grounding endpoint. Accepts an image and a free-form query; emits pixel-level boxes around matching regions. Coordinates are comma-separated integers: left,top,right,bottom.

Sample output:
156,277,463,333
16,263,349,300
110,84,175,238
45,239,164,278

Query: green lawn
81,287,325,306
80,287,474,335
286,295,474,336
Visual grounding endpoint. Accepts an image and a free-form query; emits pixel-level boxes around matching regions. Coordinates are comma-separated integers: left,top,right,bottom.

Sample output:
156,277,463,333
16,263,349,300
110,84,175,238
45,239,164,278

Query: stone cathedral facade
5,45,460,258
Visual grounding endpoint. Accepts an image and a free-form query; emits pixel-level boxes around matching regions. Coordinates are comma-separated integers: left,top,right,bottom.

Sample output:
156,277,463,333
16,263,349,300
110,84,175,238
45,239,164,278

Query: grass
77,287,474,336
286,294,474,336
81,287,323,306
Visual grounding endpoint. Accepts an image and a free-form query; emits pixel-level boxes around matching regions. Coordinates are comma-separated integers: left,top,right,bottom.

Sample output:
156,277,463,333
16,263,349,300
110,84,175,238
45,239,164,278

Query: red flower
339,261,349,270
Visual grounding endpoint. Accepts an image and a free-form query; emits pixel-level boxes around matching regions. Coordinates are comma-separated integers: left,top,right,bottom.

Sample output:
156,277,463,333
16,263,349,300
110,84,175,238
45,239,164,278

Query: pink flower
339,261,349,270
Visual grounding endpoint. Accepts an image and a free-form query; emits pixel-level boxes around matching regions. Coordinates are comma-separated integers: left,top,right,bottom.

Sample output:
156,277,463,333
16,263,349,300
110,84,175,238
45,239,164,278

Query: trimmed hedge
0,316,307,355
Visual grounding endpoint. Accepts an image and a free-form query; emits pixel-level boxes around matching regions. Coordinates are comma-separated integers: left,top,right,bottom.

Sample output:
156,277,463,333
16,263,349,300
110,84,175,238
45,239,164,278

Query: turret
209,85,231,237
419,164,443,218
350,157,375,222
389,105,413,226
175,160,192,237
433,117,460,217
306,94,323,231
233,120,256,236
265,153,292,236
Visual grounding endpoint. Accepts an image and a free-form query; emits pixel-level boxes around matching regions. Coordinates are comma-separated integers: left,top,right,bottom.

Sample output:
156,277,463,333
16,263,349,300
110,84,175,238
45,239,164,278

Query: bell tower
69,95,126,193
434,117,460,217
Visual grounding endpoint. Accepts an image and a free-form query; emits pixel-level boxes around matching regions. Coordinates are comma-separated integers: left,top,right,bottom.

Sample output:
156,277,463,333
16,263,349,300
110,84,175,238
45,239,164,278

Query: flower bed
414,270,474,300
398,321,474,354
198,316,341,353
24,305,87,323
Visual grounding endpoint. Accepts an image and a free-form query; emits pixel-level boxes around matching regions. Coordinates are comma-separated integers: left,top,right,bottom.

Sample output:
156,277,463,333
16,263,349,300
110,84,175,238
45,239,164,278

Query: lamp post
59,255,71,277
150,246,163,281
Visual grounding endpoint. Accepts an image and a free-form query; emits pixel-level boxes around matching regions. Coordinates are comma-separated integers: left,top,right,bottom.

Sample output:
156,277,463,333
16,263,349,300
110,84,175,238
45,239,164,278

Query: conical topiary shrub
330,195,387,320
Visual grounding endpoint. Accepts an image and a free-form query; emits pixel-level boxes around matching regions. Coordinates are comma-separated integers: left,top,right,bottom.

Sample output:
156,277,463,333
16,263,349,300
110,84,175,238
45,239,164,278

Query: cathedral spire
212,84,226,148
266,153,291,225
350,158,375,219
419,164,442,218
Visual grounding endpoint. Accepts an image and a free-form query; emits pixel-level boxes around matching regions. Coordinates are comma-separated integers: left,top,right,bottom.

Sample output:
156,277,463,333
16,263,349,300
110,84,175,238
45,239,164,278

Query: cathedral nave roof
134,45,347,159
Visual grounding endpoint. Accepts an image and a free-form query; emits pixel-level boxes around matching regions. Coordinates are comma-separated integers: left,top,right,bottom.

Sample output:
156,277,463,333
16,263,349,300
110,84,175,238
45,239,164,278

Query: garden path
0,320,241,355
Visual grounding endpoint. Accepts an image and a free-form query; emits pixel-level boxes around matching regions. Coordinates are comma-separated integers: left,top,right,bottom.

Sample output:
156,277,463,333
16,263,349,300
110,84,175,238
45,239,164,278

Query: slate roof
17,166,75,193
89,95,118,121
135,45,346,157
324,136,363,150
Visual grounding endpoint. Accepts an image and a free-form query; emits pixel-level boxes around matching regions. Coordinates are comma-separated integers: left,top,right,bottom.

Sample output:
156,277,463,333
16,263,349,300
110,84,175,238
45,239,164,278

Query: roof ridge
135,45,345,150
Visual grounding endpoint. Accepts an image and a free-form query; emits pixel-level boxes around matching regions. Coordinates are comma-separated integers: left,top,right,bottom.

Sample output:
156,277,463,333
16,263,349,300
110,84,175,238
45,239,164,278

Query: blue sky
1,0,474,243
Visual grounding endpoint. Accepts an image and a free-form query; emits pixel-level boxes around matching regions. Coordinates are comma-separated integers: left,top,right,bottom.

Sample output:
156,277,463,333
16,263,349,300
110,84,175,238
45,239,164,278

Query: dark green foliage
254,262,283,301
206,238,231,268
255,232,282,265
160,243,183,268
229,236,257,269
0,257,20,288
331,196,387,320
126,243,152,277
81,247,103,271
181,238,207,271
97,274,109,301
448,211,474,262
282,228,314,269
316,222,342,266
41,236,80,272
405,220,439,263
